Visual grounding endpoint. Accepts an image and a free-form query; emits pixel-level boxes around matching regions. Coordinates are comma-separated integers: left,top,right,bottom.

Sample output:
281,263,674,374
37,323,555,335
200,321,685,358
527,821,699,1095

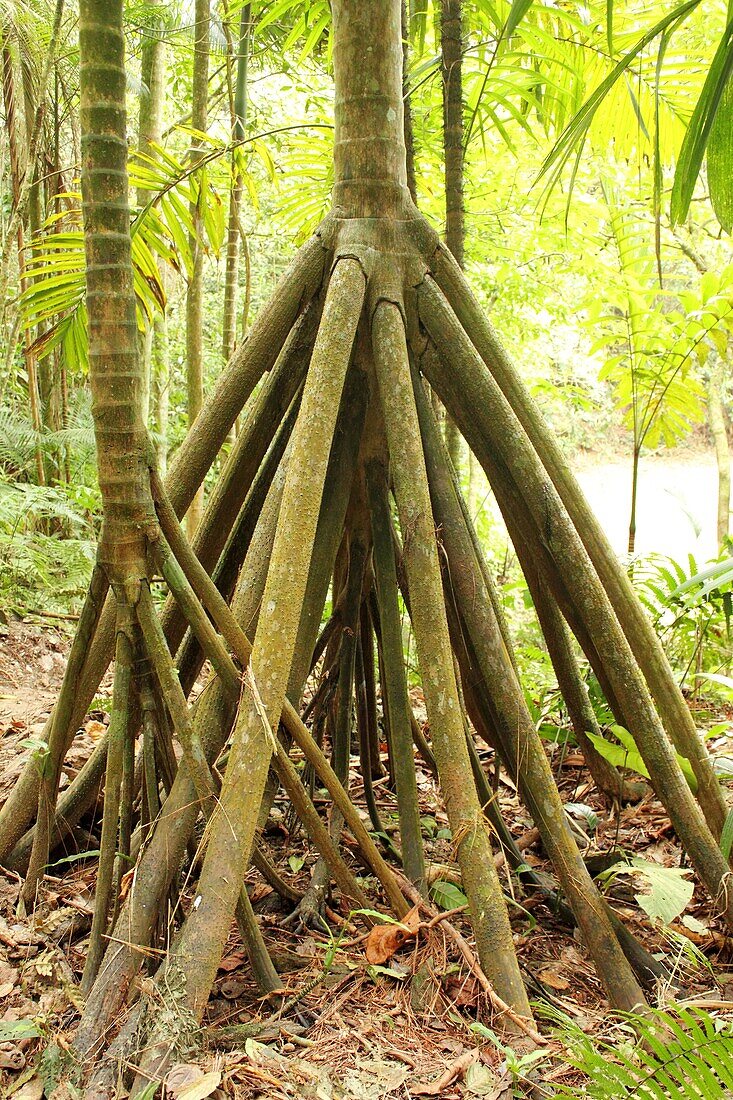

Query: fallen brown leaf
538,966,570,991
218,951,247,973
365,906,421,965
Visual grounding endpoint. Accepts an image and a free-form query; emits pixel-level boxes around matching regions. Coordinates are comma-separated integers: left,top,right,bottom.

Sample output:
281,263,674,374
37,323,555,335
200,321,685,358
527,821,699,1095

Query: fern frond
548,1004,733,1100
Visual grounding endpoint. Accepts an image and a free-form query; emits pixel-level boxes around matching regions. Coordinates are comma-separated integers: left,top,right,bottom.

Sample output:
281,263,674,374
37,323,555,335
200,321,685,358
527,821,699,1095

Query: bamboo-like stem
332,525,366,786
158,397,300,703
234,886,282,995
185,0,211,536
366,458,426,888
458,641,667,989
136,581,216,810
418,281,733,926
112,683,137,924
287,356,371,704
191,299,319,579
372,602,395,790
287,694,408,916
153,475,251,661
141,583,284,994
222,4,251,368
361,607,386,781
430,251,728,837
439,0,464,471
440,0,465,268
75,474,287,1055
140,675,161,839
157,259,365,1021
1,234,323,872
294,509,369,926
1,44,45,484
136,0,167,424
356,609,388,835
212,396,300,610
332,0,409,217
274,741,370,915
0,0,64,318
708,357,731,549
401,0,418,202
371,299,531,1020
452,414,630,734
157,535,372,920
523,561,640,802
81,605,134,993
416,377,646,1012
12,564,108,885
410,710,438,776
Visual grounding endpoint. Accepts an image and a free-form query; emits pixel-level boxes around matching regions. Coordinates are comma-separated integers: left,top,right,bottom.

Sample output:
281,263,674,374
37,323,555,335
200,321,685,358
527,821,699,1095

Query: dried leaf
365,916,418,965
465,1061,499,1096
177,1072,222,1100
218,951,247,973
166,1064,222,1100
538,966,570,991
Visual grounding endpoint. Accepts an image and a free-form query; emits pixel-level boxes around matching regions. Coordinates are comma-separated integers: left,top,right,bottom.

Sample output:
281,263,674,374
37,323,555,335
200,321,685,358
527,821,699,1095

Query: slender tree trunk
440,0,464,473
222,4,251,370
79,0,154,580
0,0,64,321
628,445,640,555
708,357,730,549
2,39,45,485
136,0,167,428
401,0,418,202
186,0,210,535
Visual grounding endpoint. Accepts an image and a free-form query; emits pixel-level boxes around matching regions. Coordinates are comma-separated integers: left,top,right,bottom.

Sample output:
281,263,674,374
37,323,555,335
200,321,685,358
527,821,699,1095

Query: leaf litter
1,643,733,1096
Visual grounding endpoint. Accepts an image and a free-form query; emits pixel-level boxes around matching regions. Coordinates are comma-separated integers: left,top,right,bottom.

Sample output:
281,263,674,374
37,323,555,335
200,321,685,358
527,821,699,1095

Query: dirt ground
1,621,733,1098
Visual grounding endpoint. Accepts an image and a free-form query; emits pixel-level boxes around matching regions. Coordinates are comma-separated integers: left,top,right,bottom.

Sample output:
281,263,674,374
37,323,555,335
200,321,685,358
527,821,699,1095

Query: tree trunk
440,0,464,472
708,356,731,549
2,38,45,486
222,4,251,370
136,0,167,429
185,0,210,535
80,0,153,582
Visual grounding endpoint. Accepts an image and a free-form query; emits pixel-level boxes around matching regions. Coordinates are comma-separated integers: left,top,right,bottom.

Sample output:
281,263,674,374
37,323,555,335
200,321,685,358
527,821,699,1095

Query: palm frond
537,0,704,210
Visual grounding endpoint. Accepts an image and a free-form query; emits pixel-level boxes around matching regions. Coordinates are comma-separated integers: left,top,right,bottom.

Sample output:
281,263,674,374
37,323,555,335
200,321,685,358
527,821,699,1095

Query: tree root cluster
1,195,731,1098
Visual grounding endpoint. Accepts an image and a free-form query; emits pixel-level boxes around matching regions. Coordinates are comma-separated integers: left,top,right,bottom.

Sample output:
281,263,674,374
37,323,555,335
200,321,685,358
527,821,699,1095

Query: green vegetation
0,0,732,1093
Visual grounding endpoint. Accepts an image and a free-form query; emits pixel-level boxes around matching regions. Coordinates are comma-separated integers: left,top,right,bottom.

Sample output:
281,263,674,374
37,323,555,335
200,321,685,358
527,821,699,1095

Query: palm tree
1,0,732,1087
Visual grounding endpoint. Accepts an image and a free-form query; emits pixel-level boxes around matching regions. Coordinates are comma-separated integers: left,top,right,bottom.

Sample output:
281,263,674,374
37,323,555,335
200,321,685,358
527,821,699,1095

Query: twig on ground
397,873,545,1046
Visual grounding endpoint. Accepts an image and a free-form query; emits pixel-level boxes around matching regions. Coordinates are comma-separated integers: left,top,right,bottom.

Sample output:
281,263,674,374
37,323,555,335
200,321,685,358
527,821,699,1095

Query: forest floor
2,620,733,1098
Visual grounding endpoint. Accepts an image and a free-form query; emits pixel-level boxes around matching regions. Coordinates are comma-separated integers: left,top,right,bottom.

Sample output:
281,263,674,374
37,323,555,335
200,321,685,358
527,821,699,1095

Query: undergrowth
547,1004,733,1099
